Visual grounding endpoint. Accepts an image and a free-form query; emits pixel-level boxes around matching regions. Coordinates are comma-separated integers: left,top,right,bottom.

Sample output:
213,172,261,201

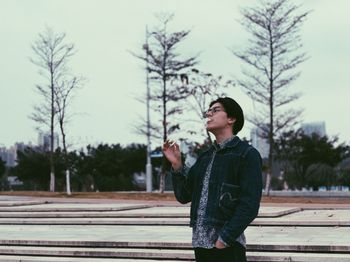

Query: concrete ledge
0,218,189,225
0,206,302,219
1,217,350,227
0,246,195,260
0,204,151,212
0,240,192,249
0,245,349,261
248,252,350,262
0,212,189,218
0,240,349,253
0,256,185,262
247,244,350,253
267,190,350,198
0,200,49,207
251,220,350,226
1,253,350,262
257,207,301,217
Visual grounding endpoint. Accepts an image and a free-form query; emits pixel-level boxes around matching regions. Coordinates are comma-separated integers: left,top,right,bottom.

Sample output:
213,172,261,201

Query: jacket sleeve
219,147,263,246
171,165,194,204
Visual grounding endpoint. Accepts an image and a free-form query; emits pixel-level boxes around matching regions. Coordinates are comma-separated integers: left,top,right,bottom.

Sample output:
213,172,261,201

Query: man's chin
206,126,214,133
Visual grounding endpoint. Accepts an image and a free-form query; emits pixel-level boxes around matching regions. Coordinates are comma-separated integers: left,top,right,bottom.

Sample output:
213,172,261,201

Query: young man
163,97,262,262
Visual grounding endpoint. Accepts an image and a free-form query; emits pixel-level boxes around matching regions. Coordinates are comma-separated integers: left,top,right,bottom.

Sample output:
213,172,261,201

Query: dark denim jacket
172,136,262,246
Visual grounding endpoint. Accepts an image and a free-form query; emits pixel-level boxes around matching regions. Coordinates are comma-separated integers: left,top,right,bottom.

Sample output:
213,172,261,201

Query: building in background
38,132,59,151
250,127,269,159
0,146,16,167
250,121,327,160
301,122,326,137
0,143,27,190
0,142,33,167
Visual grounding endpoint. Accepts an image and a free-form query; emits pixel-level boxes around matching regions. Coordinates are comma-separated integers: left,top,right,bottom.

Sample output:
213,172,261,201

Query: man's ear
228,117,236,125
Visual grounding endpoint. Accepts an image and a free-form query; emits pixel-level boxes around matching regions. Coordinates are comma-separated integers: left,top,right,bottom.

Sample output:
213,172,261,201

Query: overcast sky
1,0,349,149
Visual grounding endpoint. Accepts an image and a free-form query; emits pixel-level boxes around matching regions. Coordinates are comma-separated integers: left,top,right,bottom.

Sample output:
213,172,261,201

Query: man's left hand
215,239,226,249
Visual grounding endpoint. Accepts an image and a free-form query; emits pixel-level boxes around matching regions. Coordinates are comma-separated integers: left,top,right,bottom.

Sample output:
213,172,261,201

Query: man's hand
162,140,182,170
215,239,226,249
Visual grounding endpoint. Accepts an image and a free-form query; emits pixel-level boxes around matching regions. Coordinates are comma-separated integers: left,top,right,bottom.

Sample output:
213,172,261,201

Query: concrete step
0,245,194,260
0,240,349,253
0,217,189,225
0,205,301,218
0,212,189,218
0,204,150,212
2,206,350,227
0,200,48,207
1,224,349,252
0,217,349,227
0,255,185,262
251,219,350,226
248,252,350,262
0,245,350,261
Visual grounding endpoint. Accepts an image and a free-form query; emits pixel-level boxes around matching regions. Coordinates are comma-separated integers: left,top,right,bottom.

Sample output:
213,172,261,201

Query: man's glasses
203,106,224,118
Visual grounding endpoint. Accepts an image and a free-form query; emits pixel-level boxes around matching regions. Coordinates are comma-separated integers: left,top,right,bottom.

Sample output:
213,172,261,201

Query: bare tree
55,74,85,195
233,0,310,194
181,69,234,144
132,13,199,192
30,27,77,192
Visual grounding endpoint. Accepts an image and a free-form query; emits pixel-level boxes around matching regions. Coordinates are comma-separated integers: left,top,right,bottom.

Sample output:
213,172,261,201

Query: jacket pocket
219,183,240,217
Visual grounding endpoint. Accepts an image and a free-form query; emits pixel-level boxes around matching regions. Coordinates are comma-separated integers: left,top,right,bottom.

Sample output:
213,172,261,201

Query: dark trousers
194,243,247,262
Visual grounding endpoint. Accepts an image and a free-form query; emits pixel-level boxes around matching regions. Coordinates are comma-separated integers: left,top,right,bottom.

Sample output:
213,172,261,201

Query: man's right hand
162,140,182,171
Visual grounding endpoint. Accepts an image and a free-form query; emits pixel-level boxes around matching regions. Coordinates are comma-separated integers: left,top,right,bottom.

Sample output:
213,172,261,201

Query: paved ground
0,195,350,261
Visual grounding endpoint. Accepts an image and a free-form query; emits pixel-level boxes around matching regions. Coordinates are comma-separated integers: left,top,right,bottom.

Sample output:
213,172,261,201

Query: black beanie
209,97,244,135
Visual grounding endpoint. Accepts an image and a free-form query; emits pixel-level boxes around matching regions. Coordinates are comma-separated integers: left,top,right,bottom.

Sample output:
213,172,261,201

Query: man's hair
209,97,244,135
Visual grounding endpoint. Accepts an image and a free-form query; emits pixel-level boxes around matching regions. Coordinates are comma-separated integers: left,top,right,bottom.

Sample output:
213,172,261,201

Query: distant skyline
1,0,349,149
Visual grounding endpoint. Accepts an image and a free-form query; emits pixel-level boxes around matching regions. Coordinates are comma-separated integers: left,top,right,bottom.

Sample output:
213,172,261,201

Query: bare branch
30,26,84,192
234,0,310,193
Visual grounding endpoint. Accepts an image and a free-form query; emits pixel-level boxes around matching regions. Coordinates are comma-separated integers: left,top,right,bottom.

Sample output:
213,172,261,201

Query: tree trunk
159,74,167,193
49,70,55,192
66,169,71,195
60,120,71,195
265,23,274,196
49,171,55,192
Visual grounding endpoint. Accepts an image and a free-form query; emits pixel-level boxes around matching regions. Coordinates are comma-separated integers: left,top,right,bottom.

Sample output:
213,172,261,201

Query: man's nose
204,110,211,118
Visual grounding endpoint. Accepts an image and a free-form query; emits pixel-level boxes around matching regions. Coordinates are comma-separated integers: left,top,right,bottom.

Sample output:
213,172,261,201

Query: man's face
205,102,235,133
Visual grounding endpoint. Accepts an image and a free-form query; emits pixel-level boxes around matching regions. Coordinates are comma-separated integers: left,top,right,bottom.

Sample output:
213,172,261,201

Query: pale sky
1,0,349,149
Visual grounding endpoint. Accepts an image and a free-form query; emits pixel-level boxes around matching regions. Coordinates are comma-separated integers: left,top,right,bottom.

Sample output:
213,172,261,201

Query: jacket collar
224,136,241,149
211,136,241,152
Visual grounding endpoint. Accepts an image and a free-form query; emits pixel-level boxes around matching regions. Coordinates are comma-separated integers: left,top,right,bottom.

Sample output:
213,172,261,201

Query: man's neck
214,131,234,144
